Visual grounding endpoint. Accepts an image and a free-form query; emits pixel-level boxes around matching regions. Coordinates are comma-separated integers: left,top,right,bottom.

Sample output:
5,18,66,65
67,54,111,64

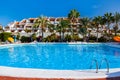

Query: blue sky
0,0,120,26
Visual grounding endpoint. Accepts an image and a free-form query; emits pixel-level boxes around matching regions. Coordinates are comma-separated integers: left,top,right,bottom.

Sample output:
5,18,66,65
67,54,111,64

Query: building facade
4,17,108,38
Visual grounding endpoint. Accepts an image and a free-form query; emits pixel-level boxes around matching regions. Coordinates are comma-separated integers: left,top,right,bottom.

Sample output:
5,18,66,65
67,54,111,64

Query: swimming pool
0,43,120,70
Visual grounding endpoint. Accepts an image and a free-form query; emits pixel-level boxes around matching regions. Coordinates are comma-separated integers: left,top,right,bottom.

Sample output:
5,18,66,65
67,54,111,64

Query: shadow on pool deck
106,71,120,80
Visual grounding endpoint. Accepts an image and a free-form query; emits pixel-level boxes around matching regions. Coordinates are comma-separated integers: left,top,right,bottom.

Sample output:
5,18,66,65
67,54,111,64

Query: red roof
50,18,55,21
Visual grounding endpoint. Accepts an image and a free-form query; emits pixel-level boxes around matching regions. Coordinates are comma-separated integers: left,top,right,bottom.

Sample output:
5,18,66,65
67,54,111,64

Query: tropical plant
43,33,59,42
0,25,3,32
113,12,120,36
68,9,80,22
25,29,31,33
64,34,72,42
0,32,12,42
98,36,107,42
31,33,37,41
57,19,70,41
103,12,114,41
16,33,20,40
20,36,31,43
79,17,90,41
92,16,103,42
89,35,97,42
72,34,80,41
34,15,49,41
68,9,80,38
48,24,56,33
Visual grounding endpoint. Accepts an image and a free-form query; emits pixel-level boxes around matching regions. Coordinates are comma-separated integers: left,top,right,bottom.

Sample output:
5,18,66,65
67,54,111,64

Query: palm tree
48,24,56,34
92,16,103,42
80,17,90,41
57,18,70,41
0,25,4,33
34,15,49,41
103,12,114,41
68,9,80,40
68,9,80,22
113,12,120,36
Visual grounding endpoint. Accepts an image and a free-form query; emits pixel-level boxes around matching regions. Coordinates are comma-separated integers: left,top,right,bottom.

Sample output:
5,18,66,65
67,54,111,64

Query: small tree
16,33,20,40
58,19,70,41
65,34,72,42
103,12,114,41
113,12,120,36
80,17,90,41
34,15,49,41
0,32,12,42
31,33,37,41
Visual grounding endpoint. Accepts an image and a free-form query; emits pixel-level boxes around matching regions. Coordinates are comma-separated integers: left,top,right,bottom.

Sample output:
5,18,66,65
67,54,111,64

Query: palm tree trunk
115,23,117,36
60,26,62,41
59,31,62,42
88,31,91,42
101,25,104,36
63,32,65,41
96,27,99,42
83,34,86,42
115,31,117,36
41,28,44,41
71,25,74,41
108,23,110,42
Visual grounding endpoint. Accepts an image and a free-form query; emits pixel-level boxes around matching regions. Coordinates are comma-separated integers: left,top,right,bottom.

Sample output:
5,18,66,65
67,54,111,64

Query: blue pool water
0,43,120,70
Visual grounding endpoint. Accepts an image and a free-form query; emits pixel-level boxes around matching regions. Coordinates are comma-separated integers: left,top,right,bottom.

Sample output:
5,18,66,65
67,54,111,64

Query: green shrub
72,34,81,41
117,30,120,33
89,35,97,41
20,36,31,43
65,34,72,42
16,33,20,40
42,38,47,42
89,40,95,42
65,34,82,42
43,33,59,42
79,38,83,41
31,33,37,41
0,32,12,42
98,37,107,42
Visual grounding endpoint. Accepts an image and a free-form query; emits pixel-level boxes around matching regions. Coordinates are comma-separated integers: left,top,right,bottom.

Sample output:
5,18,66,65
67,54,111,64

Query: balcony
25,23,34,27
17,28,24,30
50,21,55,24
11,28,16,30
26,28,32,30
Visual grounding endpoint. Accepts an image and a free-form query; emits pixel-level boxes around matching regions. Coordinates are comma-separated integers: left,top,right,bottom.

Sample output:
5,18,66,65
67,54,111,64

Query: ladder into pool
90,58,109,73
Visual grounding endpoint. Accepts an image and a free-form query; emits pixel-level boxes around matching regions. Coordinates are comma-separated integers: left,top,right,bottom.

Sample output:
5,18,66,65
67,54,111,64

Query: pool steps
90,58,109,73
99,58,109,73
90,59,99,73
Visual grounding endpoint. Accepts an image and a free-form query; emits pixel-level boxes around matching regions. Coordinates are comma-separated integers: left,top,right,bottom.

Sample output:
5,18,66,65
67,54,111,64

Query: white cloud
92,5,100,9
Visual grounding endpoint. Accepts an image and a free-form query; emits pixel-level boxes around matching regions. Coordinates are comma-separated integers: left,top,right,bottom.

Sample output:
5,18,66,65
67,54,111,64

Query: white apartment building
4,17,81,37
4,17,108,38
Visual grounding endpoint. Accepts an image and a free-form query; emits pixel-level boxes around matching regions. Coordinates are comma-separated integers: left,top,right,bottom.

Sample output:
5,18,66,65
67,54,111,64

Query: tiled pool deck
0,76,120,80
0,66,120,80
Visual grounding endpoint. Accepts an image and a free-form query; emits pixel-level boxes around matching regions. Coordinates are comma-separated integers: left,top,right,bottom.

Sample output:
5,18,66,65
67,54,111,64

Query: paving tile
0,76,120,80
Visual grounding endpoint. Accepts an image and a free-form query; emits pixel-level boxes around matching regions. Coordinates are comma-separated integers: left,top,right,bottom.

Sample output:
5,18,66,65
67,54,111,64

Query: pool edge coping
0,66,120,79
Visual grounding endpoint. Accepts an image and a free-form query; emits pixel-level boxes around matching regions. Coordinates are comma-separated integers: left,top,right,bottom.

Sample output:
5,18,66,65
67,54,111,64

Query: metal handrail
90,59,98,73
99,58,109,73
